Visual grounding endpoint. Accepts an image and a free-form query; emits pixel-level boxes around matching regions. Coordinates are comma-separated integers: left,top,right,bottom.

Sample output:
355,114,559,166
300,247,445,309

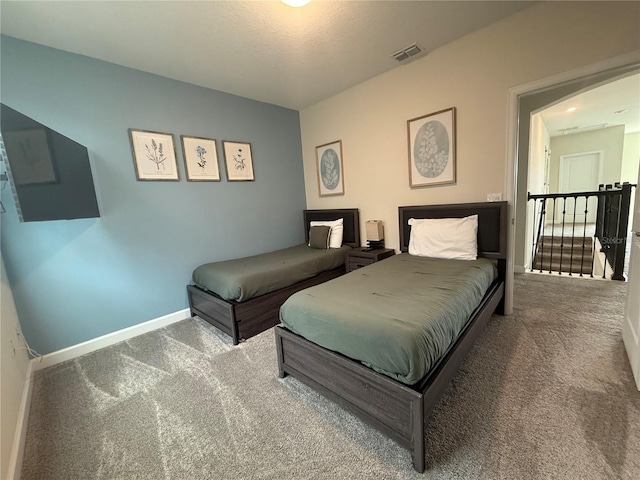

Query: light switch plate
487,193,502,202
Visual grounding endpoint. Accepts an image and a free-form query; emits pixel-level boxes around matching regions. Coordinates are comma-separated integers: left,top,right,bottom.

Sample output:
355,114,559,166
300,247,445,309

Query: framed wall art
2,129,58,185
315,140,344,196
129,129,179,181
223,141,254,181
181,135,220,181
407,107,456,188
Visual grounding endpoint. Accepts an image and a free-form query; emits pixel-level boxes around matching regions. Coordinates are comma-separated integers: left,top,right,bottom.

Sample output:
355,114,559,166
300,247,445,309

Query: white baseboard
6,362,33,480
32,308,191,371
514,265,526,274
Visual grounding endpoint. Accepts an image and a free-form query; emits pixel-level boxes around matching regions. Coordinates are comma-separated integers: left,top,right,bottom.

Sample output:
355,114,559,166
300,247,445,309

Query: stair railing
594,183,634,280
528,182,636,281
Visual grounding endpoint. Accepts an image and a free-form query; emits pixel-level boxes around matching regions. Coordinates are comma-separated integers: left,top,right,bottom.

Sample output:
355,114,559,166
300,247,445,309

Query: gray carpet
22,274,639,479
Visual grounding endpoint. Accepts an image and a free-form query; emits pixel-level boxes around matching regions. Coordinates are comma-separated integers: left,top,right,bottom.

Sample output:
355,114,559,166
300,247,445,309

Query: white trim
32,308,191,371
6,362,33,480
505,50,640,316
505,89,518,315
514,265,526,274
5,308,191,478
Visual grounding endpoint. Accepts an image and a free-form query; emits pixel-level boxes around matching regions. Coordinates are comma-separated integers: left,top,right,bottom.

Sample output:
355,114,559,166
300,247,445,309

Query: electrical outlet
487,193,502,202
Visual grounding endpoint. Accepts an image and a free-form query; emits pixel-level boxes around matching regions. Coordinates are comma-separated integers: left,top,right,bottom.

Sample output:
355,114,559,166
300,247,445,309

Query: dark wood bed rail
276,201,509,472
188,208,360,344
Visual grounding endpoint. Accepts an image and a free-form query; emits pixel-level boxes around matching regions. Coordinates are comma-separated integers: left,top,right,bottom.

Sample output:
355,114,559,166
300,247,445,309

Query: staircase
532,235,593,275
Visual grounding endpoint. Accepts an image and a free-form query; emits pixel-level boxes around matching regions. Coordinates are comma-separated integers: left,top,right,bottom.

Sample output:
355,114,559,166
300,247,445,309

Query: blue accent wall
0,36,306,354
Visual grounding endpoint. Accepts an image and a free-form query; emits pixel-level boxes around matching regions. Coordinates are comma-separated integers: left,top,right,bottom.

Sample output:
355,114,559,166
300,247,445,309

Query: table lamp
365,220,384,250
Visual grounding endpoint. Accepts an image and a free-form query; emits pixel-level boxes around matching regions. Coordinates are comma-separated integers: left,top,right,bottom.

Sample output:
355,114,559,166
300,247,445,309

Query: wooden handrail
528,184,636,201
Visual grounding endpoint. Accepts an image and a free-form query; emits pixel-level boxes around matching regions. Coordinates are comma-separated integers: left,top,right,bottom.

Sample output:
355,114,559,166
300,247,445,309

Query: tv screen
0,104,100,222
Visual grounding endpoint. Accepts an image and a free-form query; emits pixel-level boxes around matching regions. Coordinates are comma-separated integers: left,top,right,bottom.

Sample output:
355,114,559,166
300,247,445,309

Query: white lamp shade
365,220,384,241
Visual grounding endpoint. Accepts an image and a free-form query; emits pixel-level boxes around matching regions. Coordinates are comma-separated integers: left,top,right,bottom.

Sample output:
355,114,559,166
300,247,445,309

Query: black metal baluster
580,195,589,277
539,198,547,273
549,197,557,273
531,198,543,272
559,196,567,275
569,196,578,276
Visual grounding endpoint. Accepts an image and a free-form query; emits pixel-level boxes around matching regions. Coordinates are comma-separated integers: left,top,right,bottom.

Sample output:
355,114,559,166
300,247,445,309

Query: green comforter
192,244,350,302
279,253,496,385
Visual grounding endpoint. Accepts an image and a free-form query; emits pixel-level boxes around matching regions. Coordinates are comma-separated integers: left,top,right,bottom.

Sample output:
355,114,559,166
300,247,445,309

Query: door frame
623,234,640,390
504,50,640,314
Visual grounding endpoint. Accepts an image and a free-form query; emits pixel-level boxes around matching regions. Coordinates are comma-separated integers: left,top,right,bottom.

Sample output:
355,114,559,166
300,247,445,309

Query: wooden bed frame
275,201,508,472
187,208,360,345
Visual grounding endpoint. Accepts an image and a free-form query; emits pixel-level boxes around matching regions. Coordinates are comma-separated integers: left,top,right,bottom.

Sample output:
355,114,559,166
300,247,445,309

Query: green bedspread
279,253,496,385
192,244,350,302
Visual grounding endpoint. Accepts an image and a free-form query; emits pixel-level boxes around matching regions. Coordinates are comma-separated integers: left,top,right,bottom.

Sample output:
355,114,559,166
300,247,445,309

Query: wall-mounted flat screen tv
0,104,100,222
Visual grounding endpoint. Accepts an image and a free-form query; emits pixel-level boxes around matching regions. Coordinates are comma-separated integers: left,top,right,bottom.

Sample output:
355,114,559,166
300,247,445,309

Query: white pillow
309,218,344,248
408,215,478,260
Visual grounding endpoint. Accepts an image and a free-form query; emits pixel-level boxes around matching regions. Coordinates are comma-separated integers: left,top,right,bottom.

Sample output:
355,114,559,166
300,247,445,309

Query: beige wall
300,1,640,253
1,257,31,480
622,132,640,183
549,125,625,193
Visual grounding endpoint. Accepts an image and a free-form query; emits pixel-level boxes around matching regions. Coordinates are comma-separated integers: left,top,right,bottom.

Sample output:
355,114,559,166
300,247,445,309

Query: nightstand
346,248,395,273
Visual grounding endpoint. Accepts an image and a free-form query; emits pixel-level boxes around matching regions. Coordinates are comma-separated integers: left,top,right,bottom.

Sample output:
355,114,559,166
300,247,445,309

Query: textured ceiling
0,0,535,110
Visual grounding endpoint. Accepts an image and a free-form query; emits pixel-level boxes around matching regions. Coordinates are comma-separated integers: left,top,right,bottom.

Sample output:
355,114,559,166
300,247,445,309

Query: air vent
558,123,609,135
391,43,422,62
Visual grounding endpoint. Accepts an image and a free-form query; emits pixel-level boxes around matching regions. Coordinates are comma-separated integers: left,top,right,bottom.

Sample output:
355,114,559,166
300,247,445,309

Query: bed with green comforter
279,253,496,385
192,244,350,302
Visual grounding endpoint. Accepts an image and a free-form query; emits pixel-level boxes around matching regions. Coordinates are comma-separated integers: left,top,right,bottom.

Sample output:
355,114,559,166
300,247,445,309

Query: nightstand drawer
348,258,374,271
345,248,395,273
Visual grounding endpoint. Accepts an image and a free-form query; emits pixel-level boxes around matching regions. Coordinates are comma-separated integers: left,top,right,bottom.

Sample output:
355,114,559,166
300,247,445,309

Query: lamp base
366,240,385,250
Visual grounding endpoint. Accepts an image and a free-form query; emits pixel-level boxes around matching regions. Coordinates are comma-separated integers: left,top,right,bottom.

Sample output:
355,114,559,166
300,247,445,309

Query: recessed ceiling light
281,0,311,7
567,107,577,112
614,109,629,114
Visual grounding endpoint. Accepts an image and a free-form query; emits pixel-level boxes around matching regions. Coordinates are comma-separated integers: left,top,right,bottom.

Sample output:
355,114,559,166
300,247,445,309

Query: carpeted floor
21,274,639,479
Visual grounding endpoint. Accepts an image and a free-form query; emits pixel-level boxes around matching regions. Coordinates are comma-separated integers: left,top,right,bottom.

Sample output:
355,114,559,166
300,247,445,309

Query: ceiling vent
391,43,422,62
558,123,609,135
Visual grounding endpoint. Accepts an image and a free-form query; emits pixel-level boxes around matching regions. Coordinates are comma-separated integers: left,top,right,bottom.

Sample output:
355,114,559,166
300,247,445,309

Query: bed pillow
309,218,344,248
308,225,331,249
408,215,478,260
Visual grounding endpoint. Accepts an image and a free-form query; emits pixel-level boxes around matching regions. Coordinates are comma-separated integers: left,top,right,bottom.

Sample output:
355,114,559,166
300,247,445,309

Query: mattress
192,244,350,302
279,253,496,385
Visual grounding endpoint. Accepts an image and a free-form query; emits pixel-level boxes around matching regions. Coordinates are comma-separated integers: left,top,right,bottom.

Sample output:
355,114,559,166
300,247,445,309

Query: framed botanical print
315,140,344,196
129,129,179,181
407,107,456,188
223,141,254,181
181,135,220,181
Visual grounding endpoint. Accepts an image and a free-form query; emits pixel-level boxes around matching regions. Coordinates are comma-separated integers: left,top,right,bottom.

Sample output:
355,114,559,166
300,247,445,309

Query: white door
557,152,601,226
623,167,640,391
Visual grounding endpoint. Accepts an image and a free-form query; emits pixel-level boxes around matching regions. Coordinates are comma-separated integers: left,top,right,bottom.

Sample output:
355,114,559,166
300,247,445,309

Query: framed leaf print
181,135,220,181
315,140,344,196
129,129,179,181
223,141,254,181
407,107,456,187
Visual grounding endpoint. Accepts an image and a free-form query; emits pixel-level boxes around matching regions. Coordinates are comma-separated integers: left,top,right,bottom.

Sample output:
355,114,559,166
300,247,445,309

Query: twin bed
275,201,508,472
188,201,508,472
187,208,360,344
